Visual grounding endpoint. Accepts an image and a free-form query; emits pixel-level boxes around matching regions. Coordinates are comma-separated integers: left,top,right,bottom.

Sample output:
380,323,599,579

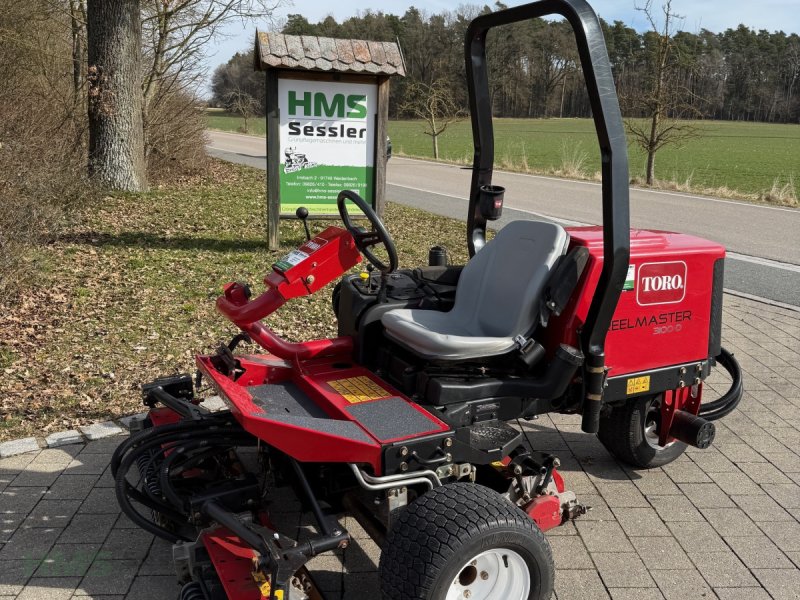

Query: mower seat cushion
381,220,569,361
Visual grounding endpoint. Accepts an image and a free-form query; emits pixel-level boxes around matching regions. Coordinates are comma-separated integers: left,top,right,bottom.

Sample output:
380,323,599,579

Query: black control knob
295,206,311,241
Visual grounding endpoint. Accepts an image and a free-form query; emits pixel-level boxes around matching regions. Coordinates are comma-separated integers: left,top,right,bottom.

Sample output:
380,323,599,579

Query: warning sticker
273,249,309,272
626,375,651,395
328,376,391,404
623,264,635,291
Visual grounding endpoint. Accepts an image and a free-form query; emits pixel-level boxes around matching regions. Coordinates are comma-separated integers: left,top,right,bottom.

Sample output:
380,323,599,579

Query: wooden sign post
254,33,405,250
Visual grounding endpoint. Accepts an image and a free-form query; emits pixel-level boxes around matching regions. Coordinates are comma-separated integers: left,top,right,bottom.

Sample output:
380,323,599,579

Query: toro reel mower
111,1,743,598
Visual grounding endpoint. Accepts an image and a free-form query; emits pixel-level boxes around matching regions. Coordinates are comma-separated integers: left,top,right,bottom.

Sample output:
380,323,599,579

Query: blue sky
202,0,800,93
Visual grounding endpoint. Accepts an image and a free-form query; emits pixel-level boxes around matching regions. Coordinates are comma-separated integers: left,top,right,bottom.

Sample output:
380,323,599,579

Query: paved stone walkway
1,294,799,599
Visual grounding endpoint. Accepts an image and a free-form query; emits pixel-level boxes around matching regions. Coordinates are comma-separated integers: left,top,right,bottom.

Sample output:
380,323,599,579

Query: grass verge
208,112,799,206
0,161,471,441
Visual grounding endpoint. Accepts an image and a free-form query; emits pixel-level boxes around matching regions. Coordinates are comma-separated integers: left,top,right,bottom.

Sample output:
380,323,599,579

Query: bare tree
68,1,87,106
87,0,147,192
625,0,700,185
225,87,259,133
140,1,281,139
400,80,464,159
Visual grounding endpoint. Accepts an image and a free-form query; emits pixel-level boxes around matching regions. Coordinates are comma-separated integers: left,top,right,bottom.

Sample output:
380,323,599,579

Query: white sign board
278,78,377,215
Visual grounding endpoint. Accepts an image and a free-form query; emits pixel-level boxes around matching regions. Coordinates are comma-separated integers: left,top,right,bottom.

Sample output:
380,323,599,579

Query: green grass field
207,109,267,136
207,111,799,201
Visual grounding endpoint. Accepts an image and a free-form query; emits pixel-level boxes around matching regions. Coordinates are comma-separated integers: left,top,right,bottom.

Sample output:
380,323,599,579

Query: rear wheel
379,482,553,600
598,394,687,468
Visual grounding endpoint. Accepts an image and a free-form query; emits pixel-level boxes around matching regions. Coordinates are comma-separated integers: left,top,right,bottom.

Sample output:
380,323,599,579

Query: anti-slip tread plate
346,397,442,441
248,382,375,444
250,382,327,418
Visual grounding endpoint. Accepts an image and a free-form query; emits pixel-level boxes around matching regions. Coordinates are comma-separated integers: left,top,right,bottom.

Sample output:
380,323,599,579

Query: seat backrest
451,220,569,338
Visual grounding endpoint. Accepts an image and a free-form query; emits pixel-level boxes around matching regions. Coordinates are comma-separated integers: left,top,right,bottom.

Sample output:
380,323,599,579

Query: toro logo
636,261,687,306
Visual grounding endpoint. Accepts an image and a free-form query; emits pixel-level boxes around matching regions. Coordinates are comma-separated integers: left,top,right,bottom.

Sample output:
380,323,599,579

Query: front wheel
597,394,687,468
379,483,554,600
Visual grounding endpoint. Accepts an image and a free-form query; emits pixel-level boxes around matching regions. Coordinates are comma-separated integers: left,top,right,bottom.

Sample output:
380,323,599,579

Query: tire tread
379,482,553,600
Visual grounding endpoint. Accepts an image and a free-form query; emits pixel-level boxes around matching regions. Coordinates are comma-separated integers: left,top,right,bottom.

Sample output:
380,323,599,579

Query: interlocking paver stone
74,559,138,596
689,551,758,588
549,535,594,569
752,568,800,600
612,507,671,537
592,552,656,588
576,521,635,553
60,513,117,544
700,507,762,537
44,474,100,500
0,526,61,560
0,559,38,595
650,569,716,600
610,589,665,600
555,570,610,599
756,520,800,553
725,534,795,569
22,499,82,528
630,536,694,571
15,577,79,600
34,543,100,577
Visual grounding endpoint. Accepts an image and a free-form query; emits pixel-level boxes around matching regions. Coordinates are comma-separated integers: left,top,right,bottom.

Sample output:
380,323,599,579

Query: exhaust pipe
669,410,715,449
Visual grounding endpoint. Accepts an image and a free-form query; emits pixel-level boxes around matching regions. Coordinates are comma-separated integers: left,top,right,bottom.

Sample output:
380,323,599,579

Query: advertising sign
278,78,377,215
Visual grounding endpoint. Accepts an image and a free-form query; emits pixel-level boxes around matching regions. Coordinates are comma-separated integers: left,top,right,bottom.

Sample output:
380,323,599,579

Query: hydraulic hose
111,415,236,478
113,416,253,543
698,347,743,421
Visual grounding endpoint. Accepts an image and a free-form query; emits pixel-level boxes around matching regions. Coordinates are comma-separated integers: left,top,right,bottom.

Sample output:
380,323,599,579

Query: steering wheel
337,190,398,274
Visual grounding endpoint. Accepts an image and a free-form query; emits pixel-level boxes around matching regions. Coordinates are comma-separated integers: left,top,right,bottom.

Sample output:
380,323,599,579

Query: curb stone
0,436,40,458
44,430,83,448
0,396,226,457
78,421,124,441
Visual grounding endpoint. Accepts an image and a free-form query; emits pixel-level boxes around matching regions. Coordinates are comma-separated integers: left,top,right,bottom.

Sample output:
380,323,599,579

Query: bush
0,1,97,297
146,91,210,183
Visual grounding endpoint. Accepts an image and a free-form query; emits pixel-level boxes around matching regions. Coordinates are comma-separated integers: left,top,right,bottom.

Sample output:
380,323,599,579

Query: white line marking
727,252,800,273
387,182,588,226
392,156,800,214
207,146,264,157
724,289,800,312
207,130,265,139
388,183,800,273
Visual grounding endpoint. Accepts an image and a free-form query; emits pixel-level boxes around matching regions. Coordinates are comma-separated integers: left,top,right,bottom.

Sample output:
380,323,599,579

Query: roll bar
465,0,630,432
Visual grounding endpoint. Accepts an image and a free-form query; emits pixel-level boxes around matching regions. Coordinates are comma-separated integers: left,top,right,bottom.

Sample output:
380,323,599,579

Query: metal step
469,420,522,453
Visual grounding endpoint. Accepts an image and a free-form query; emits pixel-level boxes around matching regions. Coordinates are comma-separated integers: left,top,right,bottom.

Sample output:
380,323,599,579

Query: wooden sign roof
254,32,406,76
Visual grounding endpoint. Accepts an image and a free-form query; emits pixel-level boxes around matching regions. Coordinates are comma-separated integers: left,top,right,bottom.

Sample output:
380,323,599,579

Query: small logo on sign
637,261,687,305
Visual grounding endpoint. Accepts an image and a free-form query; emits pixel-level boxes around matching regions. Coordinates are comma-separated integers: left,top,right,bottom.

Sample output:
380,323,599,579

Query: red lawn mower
112,1,743,598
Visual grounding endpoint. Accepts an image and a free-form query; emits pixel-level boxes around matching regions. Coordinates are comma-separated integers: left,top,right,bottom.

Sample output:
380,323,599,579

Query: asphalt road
206,130,800,308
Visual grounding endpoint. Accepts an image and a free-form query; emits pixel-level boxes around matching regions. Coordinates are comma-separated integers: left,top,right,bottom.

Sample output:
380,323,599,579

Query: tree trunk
432,134,439,160
646,149,656,186
69,1,85,107
87,0,147,192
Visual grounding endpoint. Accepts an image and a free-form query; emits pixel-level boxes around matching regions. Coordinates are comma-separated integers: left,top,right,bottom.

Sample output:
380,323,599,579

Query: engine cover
546,227,725,383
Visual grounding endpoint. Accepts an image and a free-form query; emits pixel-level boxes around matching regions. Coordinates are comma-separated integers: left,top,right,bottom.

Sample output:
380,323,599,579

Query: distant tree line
211,2,800,124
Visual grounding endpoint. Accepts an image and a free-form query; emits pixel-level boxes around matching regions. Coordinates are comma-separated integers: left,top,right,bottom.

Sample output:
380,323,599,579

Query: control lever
296,206,311,241
366,264,375,292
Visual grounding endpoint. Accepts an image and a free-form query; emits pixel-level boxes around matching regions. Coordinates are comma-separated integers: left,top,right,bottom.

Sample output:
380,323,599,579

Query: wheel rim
644,395,675,451
445,548,531,600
